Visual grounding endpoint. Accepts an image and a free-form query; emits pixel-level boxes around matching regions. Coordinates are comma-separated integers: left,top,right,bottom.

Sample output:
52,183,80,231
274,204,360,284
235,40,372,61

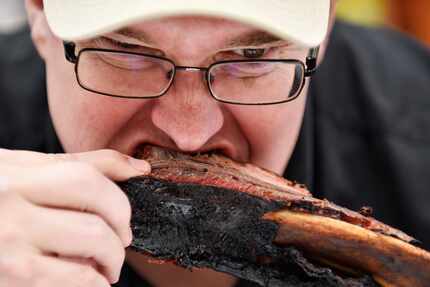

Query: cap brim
44,0,330,47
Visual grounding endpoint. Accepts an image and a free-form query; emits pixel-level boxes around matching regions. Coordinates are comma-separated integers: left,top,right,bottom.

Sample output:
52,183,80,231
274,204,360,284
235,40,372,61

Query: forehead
109,16,286,50
132,16,254,34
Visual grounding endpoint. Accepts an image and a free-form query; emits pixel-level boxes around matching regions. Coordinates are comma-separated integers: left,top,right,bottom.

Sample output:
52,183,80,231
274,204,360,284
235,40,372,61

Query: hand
0,149,150,286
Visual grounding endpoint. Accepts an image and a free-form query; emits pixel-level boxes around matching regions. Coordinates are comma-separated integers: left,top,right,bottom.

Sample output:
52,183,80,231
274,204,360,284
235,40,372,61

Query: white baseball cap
43,0,331,47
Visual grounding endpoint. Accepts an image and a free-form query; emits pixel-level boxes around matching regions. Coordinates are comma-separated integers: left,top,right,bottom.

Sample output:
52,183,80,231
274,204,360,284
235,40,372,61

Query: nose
151,70,224,152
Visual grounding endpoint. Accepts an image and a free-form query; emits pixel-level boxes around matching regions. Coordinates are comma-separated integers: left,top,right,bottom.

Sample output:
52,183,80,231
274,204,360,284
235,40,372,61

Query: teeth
134,144,226,160
132,144,149,159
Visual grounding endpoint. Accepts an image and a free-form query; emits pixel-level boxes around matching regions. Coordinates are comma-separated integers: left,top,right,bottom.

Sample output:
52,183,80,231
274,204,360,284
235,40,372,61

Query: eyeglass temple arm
64,42,77,63
304,46,320,77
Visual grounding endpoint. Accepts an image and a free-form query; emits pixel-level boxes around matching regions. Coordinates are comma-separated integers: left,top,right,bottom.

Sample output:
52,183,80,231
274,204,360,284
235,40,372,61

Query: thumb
0,149,151,181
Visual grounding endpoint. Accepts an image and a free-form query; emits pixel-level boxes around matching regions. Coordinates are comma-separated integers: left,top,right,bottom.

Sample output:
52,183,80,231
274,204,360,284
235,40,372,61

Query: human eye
80,37,166,71
86,37,136,50
221,61,276,78
217,46,287,61
231,48,271,59
211,59,278,80
98,52,158,71
92,37,163,55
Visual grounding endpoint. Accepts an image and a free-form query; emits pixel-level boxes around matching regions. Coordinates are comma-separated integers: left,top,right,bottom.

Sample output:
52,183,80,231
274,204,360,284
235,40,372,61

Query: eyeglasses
64,42,319,106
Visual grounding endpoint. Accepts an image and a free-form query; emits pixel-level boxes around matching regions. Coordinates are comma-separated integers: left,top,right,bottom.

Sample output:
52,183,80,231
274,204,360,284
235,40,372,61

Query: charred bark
117,145,430,287
119,177,378,287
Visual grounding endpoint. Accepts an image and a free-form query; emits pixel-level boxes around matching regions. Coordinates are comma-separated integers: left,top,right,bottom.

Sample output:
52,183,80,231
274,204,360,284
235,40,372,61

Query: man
0,0,429,286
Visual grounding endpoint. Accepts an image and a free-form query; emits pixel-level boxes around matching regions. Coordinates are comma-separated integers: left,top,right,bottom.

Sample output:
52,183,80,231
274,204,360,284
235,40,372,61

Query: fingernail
128,228,134,246
122,226,133,247
128,157,151,174
112,272,121,284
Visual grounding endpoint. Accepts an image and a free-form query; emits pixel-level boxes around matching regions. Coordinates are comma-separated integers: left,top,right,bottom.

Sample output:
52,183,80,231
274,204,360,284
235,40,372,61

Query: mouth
132,143,239,162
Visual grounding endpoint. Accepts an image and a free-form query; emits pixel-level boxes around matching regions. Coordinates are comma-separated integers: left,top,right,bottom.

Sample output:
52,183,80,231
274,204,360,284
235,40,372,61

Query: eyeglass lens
76,50,304,103
77,51,175,98
209,61,304,104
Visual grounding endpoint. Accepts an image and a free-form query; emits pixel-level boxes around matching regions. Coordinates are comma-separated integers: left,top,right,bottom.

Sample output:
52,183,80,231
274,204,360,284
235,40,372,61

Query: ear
26,0,43,25
26,0,59,60
328,0,338,32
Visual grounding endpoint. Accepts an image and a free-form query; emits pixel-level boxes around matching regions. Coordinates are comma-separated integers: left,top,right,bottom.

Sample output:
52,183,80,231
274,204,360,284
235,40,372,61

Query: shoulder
332,20,430,62
323,20,430,94
298,22,430,247
334,21,430,83
321,20,430,92
313,21,430,140
0,28,50,150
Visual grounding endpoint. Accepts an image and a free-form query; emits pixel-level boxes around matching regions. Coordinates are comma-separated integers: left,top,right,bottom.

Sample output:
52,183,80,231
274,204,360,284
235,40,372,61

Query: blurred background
0,0,429,46
0,0,27,34
337,0,430,46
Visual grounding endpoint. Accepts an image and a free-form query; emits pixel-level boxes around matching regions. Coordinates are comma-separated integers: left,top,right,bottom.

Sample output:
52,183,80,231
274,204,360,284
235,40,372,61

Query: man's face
39,16,327,174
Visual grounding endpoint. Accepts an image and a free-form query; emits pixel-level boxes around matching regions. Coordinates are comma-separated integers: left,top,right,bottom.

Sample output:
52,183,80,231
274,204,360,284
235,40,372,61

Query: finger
0,243,41,286
28,205,125,284
6,162,133,246
0,242,106,285
56,256,99,270
0,148,151,181
35,254,112,286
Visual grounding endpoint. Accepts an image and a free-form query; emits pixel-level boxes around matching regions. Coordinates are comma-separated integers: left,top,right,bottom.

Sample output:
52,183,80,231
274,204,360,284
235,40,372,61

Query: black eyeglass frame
64,41,319,106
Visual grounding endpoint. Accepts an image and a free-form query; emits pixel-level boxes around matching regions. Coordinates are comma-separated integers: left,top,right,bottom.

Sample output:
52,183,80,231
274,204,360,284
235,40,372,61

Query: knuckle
99,149,126,160
0,191,16,209
59,162,101,184
85,215,111,240
0,224,22,245
98,149,128,166
0,253,36,282
45,152,68,164
111,190,132,226
60,162,106,199
0,198,28,242
72,162,99,176
48,152,80,164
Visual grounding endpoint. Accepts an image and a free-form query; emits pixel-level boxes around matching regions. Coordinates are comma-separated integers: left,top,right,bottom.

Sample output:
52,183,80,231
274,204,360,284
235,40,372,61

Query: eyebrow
113,28,288,49
113,28,155,45
225,31,288,49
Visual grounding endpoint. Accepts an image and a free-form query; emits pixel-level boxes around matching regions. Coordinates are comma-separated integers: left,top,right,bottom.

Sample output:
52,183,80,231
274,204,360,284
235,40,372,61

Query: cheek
44,40,139,153
228,85,308,174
